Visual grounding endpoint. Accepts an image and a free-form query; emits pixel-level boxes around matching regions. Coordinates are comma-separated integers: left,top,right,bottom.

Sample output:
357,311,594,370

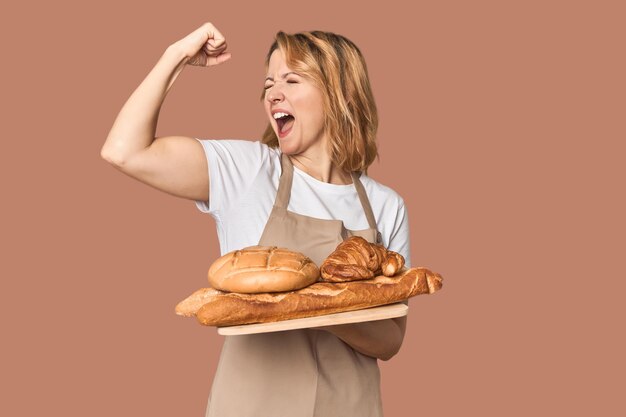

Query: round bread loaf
208,246,320,293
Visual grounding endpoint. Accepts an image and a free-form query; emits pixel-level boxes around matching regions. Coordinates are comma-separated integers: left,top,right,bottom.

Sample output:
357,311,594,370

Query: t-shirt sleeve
387,198,411,306
387,199,412,268
194,139,271,216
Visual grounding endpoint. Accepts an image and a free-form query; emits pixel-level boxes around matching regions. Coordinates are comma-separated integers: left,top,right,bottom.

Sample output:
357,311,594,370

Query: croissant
320,236,405,282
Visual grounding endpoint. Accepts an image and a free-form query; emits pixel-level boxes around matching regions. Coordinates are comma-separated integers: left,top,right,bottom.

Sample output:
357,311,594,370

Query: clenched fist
170,22,232,67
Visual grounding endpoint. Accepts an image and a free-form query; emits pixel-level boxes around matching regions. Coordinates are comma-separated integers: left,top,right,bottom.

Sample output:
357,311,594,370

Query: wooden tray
217,302,408,335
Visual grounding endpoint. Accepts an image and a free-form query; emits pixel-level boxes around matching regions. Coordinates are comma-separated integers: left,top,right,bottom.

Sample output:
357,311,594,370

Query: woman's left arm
316,304,408,361
319,196,412,360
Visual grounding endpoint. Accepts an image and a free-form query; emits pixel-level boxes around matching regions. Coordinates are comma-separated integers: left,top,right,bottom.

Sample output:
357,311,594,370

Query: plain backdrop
2,1,625,416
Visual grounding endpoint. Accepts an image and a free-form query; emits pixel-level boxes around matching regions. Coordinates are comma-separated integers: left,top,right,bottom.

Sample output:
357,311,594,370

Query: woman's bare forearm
317,316,407,361
100,46,189,163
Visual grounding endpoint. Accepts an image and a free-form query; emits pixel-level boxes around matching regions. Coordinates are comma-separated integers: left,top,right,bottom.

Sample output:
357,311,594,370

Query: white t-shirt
194,139,412,267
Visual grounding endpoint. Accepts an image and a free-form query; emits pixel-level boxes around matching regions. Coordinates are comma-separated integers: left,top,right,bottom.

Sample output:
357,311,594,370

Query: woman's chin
278,139,298,155
278,143,293,154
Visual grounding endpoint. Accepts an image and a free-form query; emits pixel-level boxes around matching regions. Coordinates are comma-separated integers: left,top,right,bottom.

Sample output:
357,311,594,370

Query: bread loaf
175,267,443,326
320,236,405,282
208,246,320,293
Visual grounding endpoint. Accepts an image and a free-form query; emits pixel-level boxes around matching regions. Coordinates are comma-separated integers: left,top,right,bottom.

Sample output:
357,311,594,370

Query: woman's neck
287,145,352,185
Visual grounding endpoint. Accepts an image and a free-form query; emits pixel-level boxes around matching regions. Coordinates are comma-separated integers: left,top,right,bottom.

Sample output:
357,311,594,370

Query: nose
265,85,285,104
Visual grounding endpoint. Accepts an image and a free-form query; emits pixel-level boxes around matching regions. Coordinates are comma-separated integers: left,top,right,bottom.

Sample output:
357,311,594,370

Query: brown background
3,1,625,416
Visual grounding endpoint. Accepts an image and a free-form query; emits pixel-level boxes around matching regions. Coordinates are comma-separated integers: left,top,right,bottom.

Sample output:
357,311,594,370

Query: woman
101,22,411,417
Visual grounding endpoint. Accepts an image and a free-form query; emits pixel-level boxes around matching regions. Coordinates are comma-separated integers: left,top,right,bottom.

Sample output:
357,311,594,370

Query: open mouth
273,112,295,137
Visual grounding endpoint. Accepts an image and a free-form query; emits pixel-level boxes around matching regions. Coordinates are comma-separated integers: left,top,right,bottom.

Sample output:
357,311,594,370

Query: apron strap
351,171,378,232
275,153,294,209
277,154,380,242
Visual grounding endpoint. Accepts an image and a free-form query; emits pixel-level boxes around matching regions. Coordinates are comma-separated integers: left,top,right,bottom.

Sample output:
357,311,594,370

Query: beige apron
206,153,384,417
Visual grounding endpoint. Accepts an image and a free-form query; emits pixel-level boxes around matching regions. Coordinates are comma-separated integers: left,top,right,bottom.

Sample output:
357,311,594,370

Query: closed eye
264,79,299,89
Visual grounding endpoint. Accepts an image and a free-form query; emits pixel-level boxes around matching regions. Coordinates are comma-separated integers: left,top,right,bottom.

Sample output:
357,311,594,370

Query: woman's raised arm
100,22,231,201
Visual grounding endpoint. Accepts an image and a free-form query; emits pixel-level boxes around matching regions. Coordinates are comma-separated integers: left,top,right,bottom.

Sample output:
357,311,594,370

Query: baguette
175,267,443,327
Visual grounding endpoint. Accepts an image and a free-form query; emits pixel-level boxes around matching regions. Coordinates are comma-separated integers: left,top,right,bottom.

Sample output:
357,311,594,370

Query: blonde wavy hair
260,31,379,173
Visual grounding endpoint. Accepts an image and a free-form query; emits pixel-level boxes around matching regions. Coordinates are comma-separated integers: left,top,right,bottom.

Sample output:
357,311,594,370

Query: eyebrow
265,72,300,82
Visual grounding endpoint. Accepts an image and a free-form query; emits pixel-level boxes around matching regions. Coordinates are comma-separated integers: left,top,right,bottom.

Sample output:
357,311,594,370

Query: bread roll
320,236,405,282
208,245,320,293
176,267,443,326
